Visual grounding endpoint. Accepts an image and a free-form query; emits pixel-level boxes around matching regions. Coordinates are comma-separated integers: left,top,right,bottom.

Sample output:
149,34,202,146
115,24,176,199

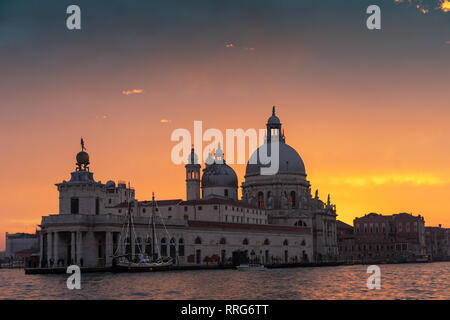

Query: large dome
245,142,306,177
201,162,238,188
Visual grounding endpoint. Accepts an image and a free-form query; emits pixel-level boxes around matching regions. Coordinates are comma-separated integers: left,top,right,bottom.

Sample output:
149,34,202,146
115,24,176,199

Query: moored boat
236,263,266,271
112,190,174,272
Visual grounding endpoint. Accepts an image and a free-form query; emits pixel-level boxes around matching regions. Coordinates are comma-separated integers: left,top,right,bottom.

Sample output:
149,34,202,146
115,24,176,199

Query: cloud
393,0,450,13
440,0,450,12
225,43,255,52
325,174,447,188
122,89,144,95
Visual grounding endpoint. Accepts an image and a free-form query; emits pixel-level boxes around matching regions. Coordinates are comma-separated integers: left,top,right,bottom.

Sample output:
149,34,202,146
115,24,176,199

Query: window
168,207,172,211
289,191,296,208
243,238,249,245
224,189,229,197
184,206,188,212
406,223,410,232
95,198,100,215
219,238,226,245
71,198,79,214
258,192,264,209
178,239,184,256
264,239,270,245
283,239,289,246
195,237,202,244
145,238,152,255
198,206,202,211
214,206,218,210
161,238,167,256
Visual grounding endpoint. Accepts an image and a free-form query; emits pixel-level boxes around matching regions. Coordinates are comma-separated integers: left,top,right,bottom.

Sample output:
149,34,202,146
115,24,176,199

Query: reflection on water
1,262,450,299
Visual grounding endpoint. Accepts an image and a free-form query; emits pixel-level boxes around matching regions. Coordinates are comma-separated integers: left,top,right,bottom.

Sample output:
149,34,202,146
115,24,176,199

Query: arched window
125,237,131,256
161,238,167,256
258,192,264,209
170,238,176,259
290,191,296,208
145,237,152,255
264,239,270,245
219,237,226,245
135,237,142,254
283,239,289,246
224,189,229,197
243,238,249,245
195,236,202,244
295,220,307,227
178,238,185,257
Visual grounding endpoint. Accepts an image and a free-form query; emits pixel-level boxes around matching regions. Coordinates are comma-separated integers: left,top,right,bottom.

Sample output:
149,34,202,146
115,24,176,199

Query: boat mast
127,182,132,264
151,192,156,260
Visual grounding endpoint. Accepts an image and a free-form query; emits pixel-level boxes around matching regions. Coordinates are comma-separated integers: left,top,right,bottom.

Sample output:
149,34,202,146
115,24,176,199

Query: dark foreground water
1,262,450,299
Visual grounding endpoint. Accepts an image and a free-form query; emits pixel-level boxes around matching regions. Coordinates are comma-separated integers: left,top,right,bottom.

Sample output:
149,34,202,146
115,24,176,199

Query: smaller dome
106,180,116,189
76,151,89,165
201,163,238,188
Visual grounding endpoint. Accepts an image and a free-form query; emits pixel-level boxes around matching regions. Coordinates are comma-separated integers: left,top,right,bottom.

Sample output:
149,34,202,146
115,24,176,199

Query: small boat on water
112,190,174,272
236,264,266,271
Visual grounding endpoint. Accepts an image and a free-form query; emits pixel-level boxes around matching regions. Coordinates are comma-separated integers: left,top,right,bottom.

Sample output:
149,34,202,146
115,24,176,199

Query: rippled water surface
1,262,450,299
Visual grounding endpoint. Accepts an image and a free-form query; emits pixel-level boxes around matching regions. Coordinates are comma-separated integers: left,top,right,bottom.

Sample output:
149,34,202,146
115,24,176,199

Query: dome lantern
76,137,90,171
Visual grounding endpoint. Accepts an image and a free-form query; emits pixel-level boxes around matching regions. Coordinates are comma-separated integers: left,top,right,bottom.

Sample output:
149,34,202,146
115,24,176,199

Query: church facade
38,108,337,268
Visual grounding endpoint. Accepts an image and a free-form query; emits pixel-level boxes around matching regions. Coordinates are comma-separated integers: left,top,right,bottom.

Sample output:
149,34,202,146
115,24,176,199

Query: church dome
201,163,238,188
245,142,306,177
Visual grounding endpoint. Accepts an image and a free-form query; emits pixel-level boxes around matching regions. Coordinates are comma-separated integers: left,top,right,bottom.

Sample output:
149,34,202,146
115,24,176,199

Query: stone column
105,232,113,266
39,232,45,267
53,232,59,266
77,232,83,267
71,232,76,265
47,232,53,267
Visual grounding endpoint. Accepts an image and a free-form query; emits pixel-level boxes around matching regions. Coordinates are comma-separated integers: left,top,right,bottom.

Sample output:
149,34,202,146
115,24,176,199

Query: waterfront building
425,225,450,261
336,220,355,263
337,213,427,263
38,108,337,268
5,232,39,259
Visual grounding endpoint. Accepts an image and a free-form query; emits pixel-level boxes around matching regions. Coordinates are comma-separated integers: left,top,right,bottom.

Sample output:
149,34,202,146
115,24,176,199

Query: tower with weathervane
56,138,105,216
185,147,201,200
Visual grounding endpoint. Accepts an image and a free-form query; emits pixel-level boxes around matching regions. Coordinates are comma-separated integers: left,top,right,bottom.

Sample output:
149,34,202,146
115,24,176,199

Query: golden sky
0,0,449,250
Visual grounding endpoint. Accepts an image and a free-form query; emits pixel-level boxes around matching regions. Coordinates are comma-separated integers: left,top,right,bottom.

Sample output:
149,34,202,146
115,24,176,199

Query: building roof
112,197,261,210
336,220,353,230
188,220,310,234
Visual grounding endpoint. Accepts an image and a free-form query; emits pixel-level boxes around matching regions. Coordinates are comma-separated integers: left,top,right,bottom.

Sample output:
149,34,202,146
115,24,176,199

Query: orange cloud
322,174,447,188
122,89,144,95
440,0,450,12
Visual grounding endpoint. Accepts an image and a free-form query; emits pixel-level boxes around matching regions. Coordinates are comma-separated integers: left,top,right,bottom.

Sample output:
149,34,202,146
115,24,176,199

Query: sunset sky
0,0,449,250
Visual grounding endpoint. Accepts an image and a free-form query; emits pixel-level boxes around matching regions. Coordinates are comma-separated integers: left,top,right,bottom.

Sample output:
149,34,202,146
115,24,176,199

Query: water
1,262,450,299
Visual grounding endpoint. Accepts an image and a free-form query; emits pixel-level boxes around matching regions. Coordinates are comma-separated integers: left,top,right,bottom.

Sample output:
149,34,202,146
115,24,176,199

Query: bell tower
185,146,201,200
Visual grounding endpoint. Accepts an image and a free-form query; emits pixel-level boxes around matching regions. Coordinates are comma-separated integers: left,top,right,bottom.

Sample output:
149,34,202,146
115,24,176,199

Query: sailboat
112,189,173,272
